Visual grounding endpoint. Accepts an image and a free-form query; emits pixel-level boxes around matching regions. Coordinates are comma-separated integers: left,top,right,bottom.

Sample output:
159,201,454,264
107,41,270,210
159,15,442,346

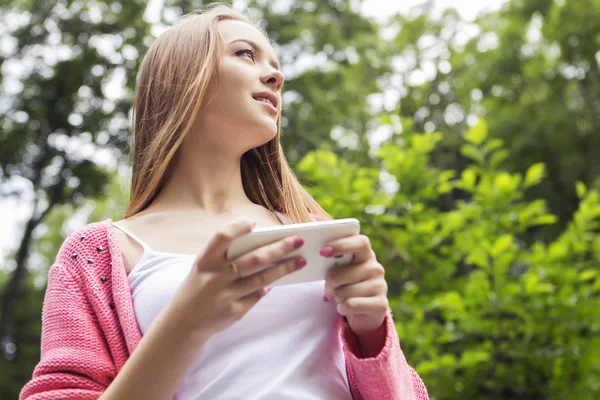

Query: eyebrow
228,38,281,70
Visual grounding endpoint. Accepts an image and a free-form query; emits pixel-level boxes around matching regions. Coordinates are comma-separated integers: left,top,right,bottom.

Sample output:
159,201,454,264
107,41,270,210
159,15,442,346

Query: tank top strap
112,222,153,252
274,210,289,225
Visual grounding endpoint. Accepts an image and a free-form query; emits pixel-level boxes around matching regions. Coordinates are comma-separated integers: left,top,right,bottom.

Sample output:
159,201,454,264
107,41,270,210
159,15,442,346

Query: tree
0,0,150,374
386,0,600,231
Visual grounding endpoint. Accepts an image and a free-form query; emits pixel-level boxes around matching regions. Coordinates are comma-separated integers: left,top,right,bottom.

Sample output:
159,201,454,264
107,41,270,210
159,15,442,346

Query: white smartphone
226,218,360,286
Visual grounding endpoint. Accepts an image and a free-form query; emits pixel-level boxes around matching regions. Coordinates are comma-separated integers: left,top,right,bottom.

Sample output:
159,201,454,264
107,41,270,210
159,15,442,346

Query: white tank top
115,214,351,400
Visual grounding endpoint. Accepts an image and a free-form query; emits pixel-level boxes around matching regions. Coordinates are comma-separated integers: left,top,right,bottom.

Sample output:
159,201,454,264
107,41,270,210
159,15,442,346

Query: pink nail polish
295,257,307,270
320,246,333,257
322,295,329,302
294,237,305,249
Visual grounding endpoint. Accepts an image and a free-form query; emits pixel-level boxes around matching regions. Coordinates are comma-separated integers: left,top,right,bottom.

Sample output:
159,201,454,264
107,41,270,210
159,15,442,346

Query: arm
20,263,115,400
98,302,207,400
21,262,209,400
313,214,428,399
341,310,429,400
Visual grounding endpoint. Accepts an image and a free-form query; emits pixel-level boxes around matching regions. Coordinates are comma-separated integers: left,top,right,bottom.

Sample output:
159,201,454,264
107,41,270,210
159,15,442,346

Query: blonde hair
125,4,329,223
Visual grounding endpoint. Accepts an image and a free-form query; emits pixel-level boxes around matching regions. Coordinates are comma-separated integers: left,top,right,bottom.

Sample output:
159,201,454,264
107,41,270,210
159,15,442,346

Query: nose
261,68,285,92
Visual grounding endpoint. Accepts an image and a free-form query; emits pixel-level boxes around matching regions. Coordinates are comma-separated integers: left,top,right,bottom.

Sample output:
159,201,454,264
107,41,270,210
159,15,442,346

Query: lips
252,91,279,110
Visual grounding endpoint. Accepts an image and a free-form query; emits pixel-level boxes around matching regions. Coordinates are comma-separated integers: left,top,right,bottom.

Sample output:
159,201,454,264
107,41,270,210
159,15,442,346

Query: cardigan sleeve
341,310,429,400
20,262,114,400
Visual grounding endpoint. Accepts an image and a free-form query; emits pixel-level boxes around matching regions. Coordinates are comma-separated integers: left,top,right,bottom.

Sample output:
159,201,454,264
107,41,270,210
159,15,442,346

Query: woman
21,5,428,400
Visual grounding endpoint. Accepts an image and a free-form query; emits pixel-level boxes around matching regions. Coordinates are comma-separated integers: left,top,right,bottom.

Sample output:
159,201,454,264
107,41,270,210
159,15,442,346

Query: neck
151,147,255,215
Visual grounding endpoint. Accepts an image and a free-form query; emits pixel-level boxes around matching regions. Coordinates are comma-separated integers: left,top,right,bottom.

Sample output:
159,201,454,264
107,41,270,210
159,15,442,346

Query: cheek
221,60,254,86
215,76,253,109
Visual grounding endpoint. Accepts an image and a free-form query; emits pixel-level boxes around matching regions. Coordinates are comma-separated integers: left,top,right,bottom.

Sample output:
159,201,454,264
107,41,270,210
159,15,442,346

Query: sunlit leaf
523,163,546,188
464,120,488,145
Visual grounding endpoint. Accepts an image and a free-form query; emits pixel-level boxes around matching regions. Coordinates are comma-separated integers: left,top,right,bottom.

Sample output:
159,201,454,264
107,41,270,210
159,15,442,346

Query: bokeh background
1,0,599,398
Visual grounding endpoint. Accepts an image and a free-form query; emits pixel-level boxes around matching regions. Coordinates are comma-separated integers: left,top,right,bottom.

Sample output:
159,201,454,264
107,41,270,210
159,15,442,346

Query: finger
336,296,389,318
198,218,256,267
320,234,373,264
331,278,388,304
233,256,306,297
232,287,270,320
324,260,384,300
232,234,305,277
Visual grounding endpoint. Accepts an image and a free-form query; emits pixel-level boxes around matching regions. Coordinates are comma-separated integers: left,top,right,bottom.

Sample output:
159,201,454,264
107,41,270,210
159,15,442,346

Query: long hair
125,4,329,223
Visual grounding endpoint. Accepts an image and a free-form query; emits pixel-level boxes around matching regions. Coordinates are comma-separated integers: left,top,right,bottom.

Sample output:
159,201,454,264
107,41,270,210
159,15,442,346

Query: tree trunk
0,212,40,340
0,175,63,341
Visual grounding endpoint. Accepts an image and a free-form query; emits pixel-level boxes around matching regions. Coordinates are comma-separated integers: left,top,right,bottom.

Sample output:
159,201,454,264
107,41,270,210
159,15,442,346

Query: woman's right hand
166,217,306,342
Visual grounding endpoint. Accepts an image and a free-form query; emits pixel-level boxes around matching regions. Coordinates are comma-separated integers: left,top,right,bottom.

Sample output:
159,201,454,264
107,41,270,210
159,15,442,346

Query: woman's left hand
321,234,389,337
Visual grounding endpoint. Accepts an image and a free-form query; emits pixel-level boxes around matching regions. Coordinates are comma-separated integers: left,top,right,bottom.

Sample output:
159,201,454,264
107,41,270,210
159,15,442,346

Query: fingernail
295,257,307,270
294,237,305,249
320,246,333,257
322,295,329,302
267,287,273,293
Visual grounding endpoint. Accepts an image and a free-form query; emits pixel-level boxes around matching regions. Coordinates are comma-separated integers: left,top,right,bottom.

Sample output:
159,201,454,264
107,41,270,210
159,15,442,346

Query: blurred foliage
0,272,43,399
1,0,599,399
300,121,600,399
389,0,600,229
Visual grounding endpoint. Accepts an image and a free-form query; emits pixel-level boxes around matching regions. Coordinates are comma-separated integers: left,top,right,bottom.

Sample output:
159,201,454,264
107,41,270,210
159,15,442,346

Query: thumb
196,217,256,269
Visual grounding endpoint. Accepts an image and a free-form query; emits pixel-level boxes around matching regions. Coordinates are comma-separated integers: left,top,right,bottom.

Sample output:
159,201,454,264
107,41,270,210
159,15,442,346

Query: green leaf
537,283,556,293
523,163,546,188
523,273,556,294
576,181,587,199
459,349,491,367
531,215,558,226
523,274,540,294
432,291,468,320
460,144,485,165
460,168,477,191
484,138,504,153
494,172,517,193
464,120,488,145
464,270,491,305
411,132,442,154
489,149,509,168
491,235,514,257
467,247,489,268
579,270,598,282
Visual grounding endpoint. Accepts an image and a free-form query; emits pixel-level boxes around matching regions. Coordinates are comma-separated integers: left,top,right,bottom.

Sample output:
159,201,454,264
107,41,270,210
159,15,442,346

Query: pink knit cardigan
20,220,428,400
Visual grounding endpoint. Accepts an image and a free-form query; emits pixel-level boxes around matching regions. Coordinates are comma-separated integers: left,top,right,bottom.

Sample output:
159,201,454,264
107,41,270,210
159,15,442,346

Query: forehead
218,20,277,57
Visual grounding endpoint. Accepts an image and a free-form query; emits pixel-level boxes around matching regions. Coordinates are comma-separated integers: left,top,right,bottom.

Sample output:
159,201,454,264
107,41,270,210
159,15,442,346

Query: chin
248,121,278,148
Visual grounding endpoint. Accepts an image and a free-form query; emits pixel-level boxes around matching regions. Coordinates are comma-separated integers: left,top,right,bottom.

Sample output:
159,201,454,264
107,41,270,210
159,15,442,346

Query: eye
235,49,255,61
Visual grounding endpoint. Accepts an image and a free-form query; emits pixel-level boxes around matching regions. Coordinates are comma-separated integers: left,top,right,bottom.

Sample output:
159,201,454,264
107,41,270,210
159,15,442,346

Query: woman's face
195,19,284,154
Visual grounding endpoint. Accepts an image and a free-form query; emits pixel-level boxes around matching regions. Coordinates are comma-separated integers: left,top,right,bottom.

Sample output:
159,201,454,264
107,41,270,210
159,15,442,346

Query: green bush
298,121,600,400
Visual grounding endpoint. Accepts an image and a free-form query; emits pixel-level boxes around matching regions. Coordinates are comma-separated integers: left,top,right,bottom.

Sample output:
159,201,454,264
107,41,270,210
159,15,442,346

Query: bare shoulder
111,212,213,272
112,218,146,274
